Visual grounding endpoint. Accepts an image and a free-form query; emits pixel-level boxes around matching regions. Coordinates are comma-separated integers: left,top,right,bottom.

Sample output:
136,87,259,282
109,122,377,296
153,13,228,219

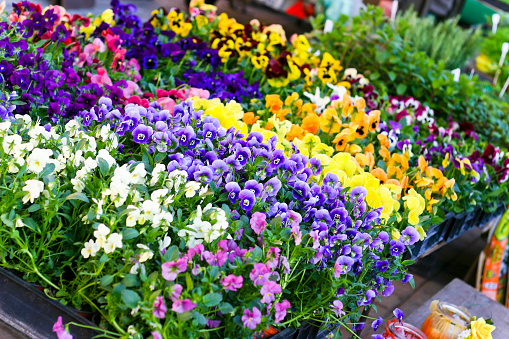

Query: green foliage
396,11,483,70
310,7,509,147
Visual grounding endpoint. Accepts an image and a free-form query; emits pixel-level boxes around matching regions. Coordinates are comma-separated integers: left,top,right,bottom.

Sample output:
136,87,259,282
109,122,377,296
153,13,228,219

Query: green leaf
97,158,110,176
40,163,55,177
186,273,194,291
100,275,115,287
202,293,223,307
163,246,179,262
401,260,415,266
251,246,263,261
23,218,37,231
1,213,14,227
123,274,140,287
122,228,139,240
219,302,233,314
388,71,396,81
65,192,89,203
121,289,141,308
409,277,415,289
280,228,292,240
396,83,407,95
193,311,207,326
112,283,126,294
27,204,40,212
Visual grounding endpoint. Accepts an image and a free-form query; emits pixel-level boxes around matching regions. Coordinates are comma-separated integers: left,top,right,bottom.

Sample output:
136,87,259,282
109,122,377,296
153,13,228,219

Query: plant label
499,75,509,98
324,19,334,34
451,68,461,82
493,14,501,34
391,1,399,21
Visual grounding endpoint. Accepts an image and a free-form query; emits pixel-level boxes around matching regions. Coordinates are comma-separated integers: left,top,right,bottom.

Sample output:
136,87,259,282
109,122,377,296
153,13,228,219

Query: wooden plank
406,278,509,338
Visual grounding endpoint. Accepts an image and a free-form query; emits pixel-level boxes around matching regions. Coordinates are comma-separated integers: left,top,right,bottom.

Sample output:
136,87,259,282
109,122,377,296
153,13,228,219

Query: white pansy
152,212,174,228
109,180,129,207
130,163,146,185
92,198,104,217
69,150,85,167
2,134,22,154
0,121,11,136
97,149,116,169
80,134,97,153
104,233,123,253
81,239,100,258
126,205,140,227
15,114,32,127
184,181,201,198
94,224,111,248
28,124,52,142
15,218,24,228
8,157,25,174
22,180,44,204
326,82,347,101
150,164,166,186
136,244,154,263
113,165,132,185
199,185,209,197
141,200,160,221
26,148,53,173
131,189,142,203
127,326,137,336
71,178,86,193
151,188,168,203
84,158,98,172
167,169,188,190
61,145,72,158
158,234,172,252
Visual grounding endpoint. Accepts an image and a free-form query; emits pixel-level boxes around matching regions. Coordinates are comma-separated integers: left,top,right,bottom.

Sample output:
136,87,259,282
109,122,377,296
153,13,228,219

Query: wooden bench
406,278,509,338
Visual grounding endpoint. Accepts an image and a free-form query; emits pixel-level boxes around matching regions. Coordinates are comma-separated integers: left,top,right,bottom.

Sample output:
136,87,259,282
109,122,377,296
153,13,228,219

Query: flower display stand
0,268,97,339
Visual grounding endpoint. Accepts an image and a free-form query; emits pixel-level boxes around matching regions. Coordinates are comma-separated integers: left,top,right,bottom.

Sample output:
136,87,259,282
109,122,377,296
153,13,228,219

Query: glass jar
421,301,471,339
383,320,428,339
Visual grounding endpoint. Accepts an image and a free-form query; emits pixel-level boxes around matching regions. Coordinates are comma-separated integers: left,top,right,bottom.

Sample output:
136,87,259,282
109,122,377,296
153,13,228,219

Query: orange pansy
368,110,381,132
371,168,388,185
301,114,320,134
377,134,390,149
286,124,305,141
242,112,260,125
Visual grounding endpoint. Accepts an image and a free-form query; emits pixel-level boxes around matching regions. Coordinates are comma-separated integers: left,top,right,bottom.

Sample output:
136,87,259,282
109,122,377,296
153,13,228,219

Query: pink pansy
161,257,187,281
217,240,229,251
152,296,167,319
260,281,282,304
170,284,183,301
241,307,262,330
203,250,228,267
187,243,204,258
151,331,163,339
249,263,271,286
157,97,176,111
250,212,267,235
52,317,73,339
187,88,210,99
84,38,106,56
288,210,302,227
191,264,201,276
76,53,92,67
280,255,291,274
290,223,302,245
274,300,291,323
172,299,197,313
221,274,244,291
111,48,127,72
105,34,122,51
87,68,112,87
266,247,281,269
330,300,345,317
122,80,140,98
309,230,320,249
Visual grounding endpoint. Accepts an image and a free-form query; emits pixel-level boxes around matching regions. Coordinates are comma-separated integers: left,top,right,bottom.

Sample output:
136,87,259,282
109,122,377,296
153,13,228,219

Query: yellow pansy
442,152,450,169
415,226,426,241
251,123,278,143
311,143,334,157
225,100,244,120
470,318,495,339
366,186,394,220
403,189,426,225
332,153,358,177
101,9,114,25
391,229,401,241
167,11,192,37
81,24,96,39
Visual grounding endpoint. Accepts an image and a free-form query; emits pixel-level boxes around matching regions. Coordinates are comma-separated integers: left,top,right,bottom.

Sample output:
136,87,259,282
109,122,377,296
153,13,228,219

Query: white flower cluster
178,203,230,248
81,224,123,258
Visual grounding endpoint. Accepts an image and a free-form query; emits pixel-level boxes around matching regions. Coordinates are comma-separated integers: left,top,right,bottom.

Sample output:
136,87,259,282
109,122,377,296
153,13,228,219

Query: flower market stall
0,0,507,338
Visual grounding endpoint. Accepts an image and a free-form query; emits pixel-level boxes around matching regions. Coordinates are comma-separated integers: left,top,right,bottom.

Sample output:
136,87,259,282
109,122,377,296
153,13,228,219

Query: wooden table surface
406,278,509,338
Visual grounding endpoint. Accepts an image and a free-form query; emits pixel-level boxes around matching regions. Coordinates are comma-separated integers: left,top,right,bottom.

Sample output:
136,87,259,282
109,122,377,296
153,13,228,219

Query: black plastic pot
405,211,455,260
270,321,338,339
0,268,97,339
445,207,483,241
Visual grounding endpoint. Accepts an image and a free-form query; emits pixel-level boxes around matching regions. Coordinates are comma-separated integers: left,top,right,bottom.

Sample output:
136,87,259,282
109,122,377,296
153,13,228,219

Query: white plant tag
391,1,399,21
493,14,501,34
499,75,509,98
324,19,334,34
451,68,461,82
